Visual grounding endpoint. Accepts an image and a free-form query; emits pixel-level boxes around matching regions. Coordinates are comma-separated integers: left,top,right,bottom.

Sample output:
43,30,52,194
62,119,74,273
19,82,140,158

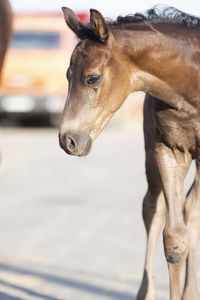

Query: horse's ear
90,9,109,43
62,7,85,37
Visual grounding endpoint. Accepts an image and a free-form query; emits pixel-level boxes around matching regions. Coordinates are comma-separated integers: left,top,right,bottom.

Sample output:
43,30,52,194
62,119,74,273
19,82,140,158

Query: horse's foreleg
182,161,200,300
137,150,165,300
155,143,192,300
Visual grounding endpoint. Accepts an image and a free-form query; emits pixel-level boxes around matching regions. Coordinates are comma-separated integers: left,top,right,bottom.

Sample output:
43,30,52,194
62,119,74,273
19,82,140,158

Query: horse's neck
111,27,200,113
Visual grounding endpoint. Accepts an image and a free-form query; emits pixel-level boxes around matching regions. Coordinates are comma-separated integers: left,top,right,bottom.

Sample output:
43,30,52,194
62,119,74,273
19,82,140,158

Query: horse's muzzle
59,131,92,156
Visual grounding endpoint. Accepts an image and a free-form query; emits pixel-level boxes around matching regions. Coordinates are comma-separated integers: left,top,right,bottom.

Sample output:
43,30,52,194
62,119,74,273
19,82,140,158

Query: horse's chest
154,105,200,159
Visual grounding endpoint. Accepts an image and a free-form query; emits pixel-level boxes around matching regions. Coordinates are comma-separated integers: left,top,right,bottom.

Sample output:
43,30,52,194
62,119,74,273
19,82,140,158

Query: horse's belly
153,101,200,159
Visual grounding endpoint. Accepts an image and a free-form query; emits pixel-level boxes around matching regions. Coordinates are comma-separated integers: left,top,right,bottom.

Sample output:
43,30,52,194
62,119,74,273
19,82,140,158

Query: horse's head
59,8,132,156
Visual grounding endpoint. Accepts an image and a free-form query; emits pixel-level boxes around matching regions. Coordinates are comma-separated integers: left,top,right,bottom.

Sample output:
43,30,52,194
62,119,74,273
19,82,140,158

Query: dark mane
77,5,200,41
107,5,200,29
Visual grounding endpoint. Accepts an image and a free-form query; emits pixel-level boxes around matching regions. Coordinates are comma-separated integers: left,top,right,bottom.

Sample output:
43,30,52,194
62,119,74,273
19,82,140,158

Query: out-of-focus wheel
20,116,51,127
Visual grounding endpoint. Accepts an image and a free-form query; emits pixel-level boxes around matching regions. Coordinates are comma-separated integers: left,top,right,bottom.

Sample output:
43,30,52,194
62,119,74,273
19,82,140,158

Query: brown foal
0,0,12,81
59,6,200,300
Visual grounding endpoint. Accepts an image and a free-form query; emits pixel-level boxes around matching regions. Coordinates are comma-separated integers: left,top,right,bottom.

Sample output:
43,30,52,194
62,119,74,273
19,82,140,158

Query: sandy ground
0,120,199,300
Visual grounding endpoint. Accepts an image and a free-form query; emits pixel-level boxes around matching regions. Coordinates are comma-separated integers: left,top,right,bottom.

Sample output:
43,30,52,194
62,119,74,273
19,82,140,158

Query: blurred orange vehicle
0,12,89,125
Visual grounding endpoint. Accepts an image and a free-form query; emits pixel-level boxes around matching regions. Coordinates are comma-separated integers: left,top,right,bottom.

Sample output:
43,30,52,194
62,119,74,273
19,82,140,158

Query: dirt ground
0,120,198,300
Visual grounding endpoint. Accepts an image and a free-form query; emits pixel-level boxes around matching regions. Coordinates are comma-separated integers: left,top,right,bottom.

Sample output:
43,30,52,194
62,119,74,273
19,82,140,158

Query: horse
59,6,200,300
0,0,12,82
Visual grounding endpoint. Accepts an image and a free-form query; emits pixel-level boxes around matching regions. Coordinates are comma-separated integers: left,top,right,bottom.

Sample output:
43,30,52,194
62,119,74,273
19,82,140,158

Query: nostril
66,135,76,153
60,131,91,156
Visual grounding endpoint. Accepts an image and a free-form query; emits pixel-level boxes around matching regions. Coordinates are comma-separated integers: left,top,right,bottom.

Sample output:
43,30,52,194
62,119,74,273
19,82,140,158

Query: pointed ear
62,7,85,37
90,9,109,43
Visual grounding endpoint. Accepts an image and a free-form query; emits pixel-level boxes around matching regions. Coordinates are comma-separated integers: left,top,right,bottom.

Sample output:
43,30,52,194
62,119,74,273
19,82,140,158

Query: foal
59,6,200,300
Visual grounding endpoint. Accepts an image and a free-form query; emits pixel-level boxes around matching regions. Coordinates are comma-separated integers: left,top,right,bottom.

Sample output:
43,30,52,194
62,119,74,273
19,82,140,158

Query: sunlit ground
0,98,198,300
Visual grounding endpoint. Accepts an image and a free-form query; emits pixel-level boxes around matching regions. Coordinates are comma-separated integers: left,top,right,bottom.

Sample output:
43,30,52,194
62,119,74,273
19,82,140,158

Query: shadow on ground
0,293,26,300
0,262,136,300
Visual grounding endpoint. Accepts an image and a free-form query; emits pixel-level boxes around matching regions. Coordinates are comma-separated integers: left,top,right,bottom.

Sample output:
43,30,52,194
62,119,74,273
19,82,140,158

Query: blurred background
0,1,199,300
0,2,88,126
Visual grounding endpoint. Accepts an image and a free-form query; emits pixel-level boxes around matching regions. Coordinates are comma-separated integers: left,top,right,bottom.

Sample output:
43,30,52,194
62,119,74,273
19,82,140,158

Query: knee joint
163,226,189,264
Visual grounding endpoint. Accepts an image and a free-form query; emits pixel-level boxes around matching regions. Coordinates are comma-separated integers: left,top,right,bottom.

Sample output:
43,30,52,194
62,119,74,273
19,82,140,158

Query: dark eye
66,68,72,81
86,74,103,86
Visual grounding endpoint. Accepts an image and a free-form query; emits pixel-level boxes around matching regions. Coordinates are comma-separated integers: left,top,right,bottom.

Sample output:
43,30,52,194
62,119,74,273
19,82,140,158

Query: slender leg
137,95,166,300
137,189,165,300
155,143,192,300
182,161,200,300
137,148,166,300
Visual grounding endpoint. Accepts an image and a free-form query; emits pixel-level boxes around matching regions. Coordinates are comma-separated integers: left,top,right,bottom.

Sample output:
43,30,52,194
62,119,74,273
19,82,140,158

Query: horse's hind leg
182,161,200,300
136,152,165,300
137,96,166,300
